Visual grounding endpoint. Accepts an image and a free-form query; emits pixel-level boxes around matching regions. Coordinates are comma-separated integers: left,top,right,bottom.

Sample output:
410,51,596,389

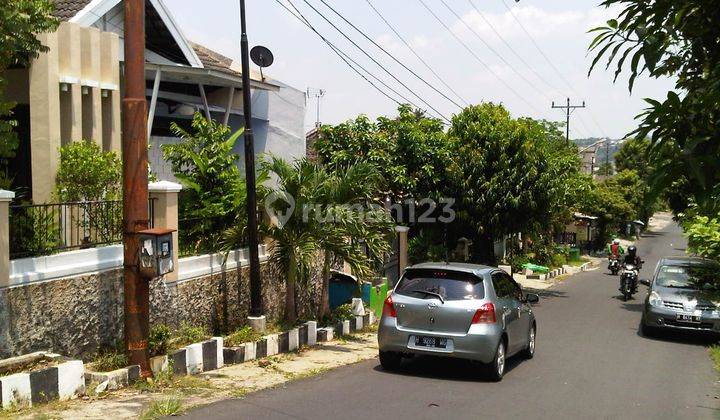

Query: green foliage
225,326,262,347
261,156,393,323
90,349,128,372
683,215,720,261
589,1,720,216
577,179,634,245
315,105,450,200
148,325,172,357
614,137,650,174
408,231,447,264
596,162,614,177
331,303,355,322
448,104,581,262
10,205,60,257
140,399,183,420
163,113,265,254
55,140,122,201
0,1,58,190
170,323,210,349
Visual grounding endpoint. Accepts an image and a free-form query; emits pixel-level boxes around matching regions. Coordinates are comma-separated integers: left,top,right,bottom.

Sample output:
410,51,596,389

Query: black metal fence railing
9,199,156,260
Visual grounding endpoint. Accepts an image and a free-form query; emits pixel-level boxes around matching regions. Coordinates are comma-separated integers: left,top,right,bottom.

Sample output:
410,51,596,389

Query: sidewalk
514,257,602,290
4,333,380,420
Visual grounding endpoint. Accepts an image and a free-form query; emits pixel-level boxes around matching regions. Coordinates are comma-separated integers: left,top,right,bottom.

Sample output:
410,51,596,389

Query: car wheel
485,340,506,382
522,324,536,359
379,351,402,370
640,321,657,338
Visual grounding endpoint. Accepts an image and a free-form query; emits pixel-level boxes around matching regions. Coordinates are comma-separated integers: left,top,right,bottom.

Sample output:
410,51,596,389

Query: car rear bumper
643,305,720,333
377,316,503,364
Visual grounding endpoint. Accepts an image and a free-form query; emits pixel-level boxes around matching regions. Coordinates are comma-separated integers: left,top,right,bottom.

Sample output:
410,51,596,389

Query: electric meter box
138,228,176,278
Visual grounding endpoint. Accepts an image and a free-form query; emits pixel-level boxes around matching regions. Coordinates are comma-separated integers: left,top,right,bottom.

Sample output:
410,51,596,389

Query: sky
164,0,675,139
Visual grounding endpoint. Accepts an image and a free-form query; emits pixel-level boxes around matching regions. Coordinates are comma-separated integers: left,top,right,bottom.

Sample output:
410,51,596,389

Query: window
492,272,516,299
655,264,719,289
395,269,484,301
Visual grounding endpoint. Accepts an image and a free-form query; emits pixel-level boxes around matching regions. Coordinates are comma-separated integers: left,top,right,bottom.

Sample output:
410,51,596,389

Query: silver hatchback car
377,263,539,381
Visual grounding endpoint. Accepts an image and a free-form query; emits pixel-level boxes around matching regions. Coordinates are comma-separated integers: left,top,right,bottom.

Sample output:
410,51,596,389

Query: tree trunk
318,251,332,320
285,254,298,324
478,232,497,265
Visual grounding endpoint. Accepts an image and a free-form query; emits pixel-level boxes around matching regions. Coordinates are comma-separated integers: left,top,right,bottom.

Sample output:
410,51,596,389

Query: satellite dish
250,46,274,68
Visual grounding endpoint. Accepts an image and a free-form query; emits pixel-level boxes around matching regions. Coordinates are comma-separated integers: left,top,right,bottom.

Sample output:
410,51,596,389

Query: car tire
522,324,536,359
379,351,402,371
484,340,506,382
640,321,657,338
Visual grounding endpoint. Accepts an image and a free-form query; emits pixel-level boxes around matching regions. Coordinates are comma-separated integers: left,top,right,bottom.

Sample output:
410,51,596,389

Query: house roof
51,0,93,20
190,42,267,82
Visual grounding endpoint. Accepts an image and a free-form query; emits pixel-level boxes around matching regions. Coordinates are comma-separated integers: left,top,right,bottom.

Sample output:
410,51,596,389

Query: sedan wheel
379,351,402,371
523,324,536,359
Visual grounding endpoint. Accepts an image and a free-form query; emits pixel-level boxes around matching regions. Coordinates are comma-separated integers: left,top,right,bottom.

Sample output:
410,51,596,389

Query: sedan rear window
395,269,484,301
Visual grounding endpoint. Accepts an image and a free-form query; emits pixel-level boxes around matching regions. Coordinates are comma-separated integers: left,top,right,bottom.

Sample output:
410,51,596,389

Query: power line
417,0,543,116
298,0,452,122
363,0,469,106
466,0,562,95
309,0,463,112
500,0,608,137
439,0,552,104
279,0,432,113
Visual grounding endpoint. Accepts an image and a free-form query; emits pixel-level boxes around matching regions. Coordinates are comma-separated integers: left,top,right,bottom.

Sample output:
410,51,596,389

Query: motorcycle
619,263,639,301
608,257,620,275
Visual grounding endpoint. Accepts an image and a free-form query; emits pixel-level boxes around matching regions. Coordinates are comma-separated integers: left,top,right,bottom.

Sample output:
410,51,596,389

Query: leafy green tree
448,104,542,263
597,162,614,177
55,140,121,201
0,0,58,188
683,215,720,261
261,156,392,323
614,137,650,174
314,105,450,201
578,181,634,246
162,113,260,254
589,1,720,215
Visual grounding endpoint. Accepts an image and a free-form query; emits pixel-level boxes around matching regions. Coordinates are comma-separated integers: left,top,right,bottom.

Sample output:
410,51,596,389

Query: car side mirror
640,279,651,287
525,293,540,304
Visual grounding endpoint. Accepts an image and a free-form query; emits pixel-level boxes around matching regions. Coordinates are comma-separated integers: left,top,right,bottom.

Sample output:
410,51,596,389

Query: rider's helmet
627,245,637,257
612,238,621,245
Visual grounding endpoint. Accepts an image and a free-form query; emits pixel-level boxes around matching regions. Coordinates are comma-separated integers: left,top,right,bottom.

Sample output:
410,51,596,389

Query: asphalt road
183,222,719,419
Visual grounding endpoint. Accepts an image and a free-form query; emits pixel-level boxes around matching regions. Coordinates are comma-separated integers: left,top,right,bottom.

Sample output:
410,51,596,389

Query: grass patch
709,345,720,374
88,349,128,372
568,257,590,267
170,323,211,350
225,326,262,347
140,398,183,420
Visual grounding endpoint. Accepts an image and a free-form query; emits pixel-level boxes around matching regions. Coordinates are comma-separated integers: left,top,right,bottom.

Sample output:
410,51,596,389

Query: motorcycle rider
607,238,624,270
621,245,643,293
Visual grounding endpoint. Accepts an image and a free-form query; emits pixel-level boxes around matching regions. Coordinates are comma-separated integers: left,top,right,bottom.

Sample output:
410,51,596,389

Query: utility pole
123,0,151,376
551,98,585,145
239,0,265,327
307,87,325,127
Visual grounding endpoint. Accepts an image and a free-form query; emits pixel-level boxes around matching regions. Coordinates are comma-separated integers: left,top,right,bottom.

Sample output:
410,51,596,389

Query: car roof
407,262,496,275
658,256,719,267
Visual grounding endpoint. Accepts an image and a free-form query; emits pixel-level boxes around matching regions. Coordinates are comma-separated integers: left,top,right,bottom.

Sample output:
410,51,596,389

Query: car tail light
383,295,397,318
471,303,496,324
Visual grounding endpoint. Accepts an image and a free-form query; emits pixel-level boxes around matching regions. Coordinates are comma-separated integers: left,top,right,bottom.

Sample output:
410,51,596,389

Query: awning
145,63,280,91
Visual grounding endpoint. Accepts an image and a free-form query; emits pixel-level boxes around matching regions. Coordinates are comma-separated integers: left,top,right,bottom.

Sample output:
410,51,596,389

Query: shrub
508,253,530,273
90,349,128,372
171,323,210,349
148,324,171,357
225,326,262,347
550,253,567,269
55,140,121,201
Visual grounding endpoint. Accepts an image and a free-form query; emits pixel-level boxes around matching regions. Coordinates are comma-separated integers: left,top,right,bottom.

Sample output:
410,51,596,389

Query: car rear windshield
656,264,720,289
395,269,484,301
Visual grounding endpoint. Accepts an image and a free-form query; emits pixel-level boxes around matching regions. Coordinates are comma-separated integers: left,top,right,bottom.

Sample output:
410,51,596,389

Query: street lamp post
239,0,265,327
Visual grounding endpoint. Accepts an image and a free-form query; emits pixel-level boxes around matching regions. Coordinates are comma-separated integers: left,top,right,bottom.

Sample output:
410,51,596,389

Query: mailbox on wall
138,228,176,278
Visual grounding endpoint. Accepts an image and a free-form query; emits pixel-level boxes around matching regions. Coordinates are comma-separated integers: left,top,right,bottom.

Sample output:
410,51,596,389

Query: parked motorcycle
619,263,639,301
608,257,620,275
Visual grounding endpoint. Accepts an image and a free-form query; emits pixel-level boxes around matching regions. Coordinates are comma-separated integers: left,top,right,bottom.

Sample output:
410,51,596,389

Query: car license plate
414,336,447,349
676,313,701,323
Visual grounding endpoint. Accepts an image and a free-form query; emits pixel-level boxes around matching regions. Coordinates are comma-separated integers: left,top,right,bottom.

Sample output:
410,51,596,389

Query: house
1,0,307,203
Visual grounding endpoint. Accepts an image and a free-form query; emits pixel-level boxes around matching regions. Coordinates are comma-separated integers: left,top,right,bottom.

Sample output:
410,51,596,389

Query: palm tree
261,156,393,324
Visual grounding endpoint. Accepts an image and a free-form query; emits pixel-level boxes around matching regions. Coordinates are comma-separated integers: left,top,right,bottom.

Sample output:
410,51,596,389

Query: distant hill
573,138,625,164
